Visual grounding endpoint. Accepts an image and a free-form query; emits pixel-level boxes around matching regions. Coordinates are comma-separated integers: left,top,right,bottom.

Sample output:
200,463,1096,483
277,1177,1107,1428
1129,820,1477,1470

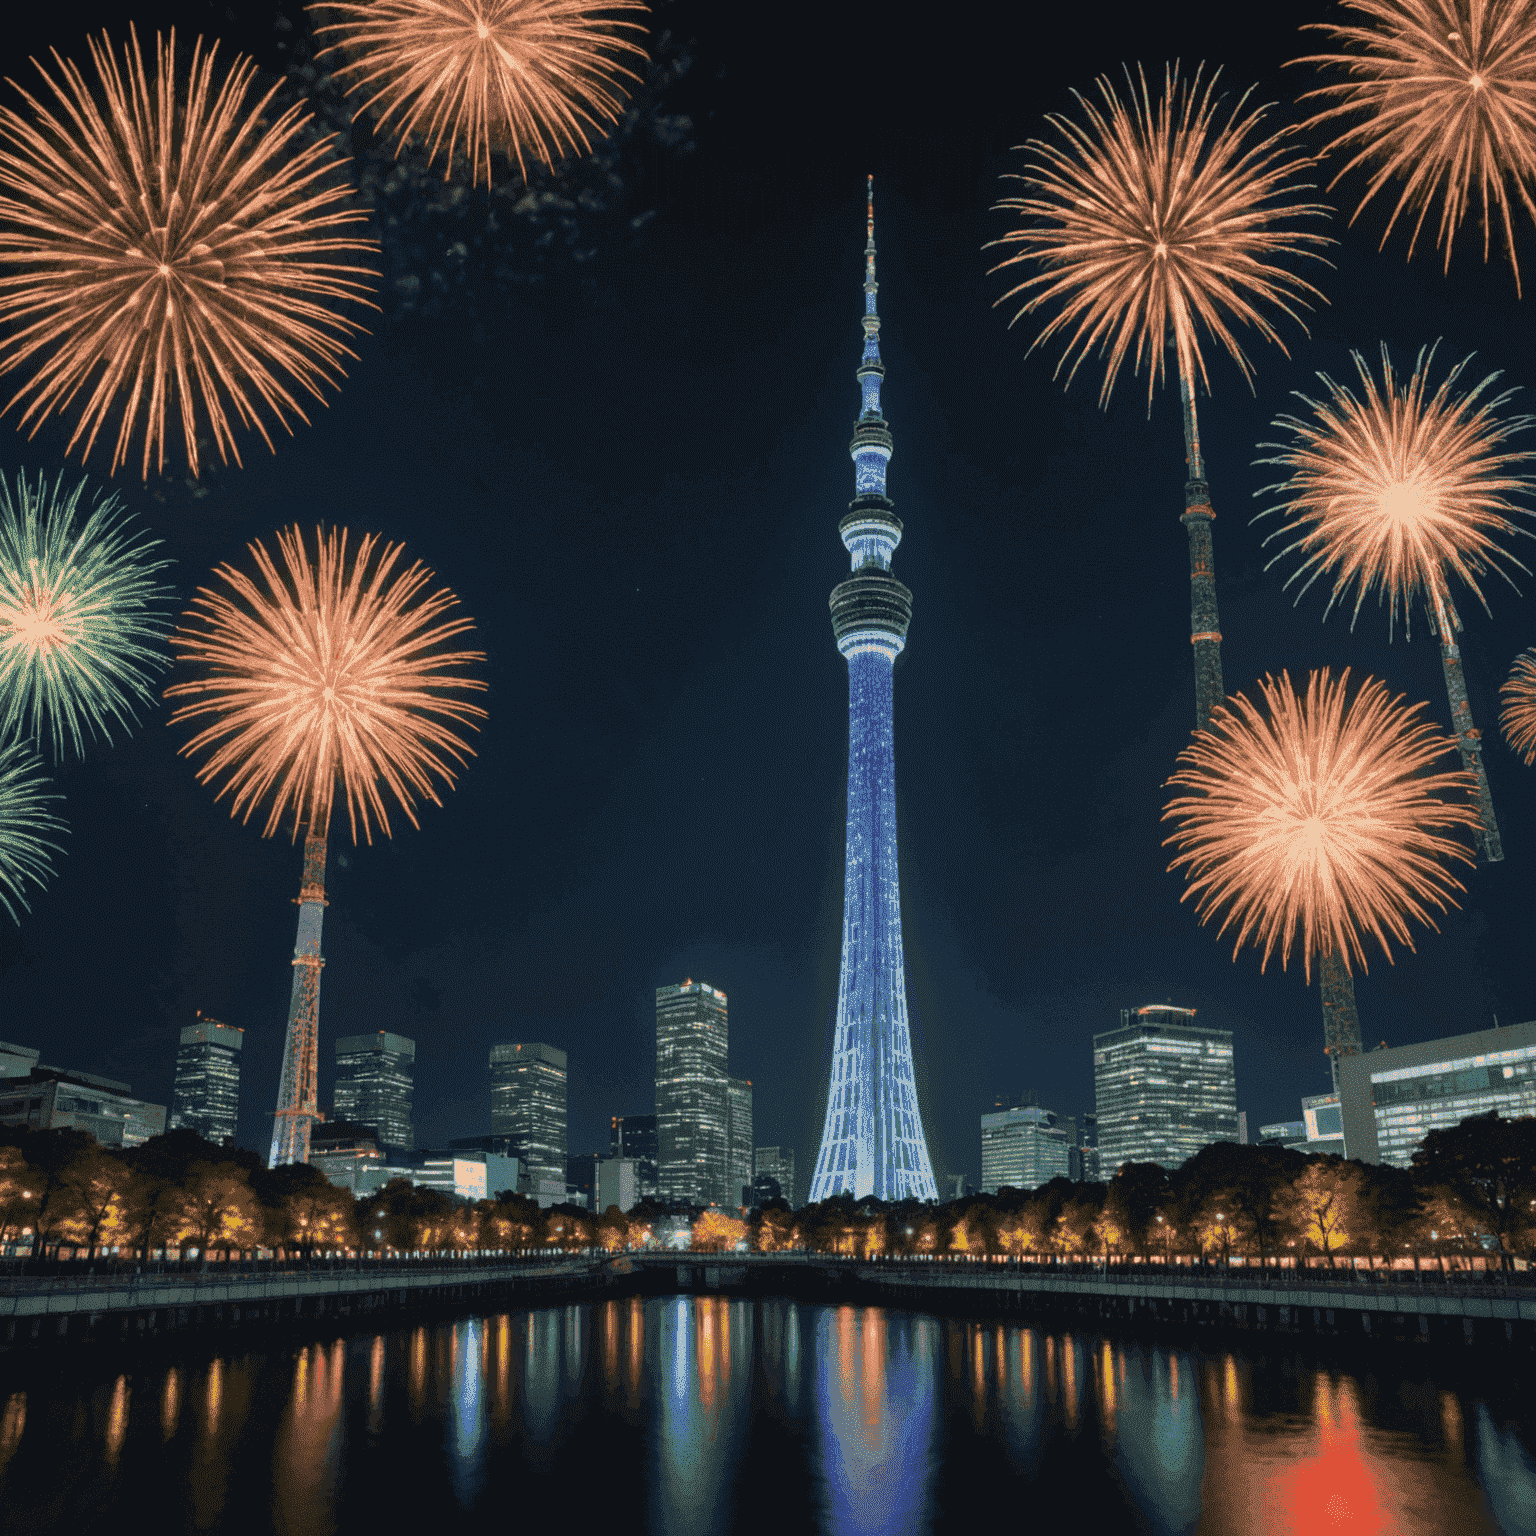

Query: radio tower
270,811,329,1167
809,179,938,1203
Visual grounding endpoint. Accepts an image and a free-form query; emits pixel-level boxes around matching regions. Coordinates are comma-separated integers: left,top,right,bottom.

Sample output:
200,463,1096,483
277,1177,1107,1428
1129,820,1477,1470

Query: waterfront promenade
4,1251,1534,1352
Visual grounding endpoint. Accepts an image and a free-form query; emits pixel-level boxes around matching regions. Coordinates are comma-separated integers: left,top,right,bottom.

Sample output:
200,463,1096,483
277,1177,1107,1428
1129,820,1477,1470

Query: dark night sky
3,0,1534,1186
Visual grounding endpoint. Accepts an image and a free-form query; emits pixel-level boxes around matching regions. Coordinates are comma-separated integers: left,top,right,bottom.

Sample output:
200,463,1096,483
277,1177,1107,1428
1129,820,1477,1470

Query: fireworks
0,740,65,923
312,0,650,186
0,470,172,760
1295,0,1536,293
1255,343,1536,633
1163,669,1479,977
0,27,377,479
1502,648,1536,760
166,525,487,844
987,63,1331,410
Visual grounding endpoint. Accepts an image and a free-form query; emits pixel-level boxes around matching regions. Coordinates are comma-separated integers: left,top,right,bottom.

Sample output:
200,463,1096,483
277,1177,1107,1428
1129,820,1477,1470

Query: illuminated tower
809,179,938,1203
268,825,327,1167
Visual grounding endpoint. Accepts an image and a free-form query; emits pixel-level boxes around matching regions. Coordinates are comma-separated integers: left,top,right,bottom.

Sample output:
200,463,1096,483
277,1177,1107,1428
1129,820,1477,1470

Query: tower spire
810,181,937,1204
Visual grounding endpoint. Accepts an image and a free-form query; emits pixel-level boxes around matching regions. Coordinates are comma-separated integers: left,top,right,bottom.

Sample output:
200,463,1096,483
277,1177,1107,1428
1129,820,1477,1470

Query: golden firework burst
312,0,649,186
988,62,1332,410
1163,668,1479,977
1501,647,1536,759
1255,342,1536,635
0,27,377,479
166,525,487,844
1295,0,1536,293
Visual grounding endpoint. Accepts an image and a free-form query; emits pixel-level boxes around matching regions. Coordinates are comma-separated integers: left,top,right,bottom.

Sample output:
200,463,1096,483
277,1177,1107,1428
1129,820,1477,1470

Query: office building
169,1013,243,1144
1300,1092,1345,1156
0,1041,39,1078
414,1149,519,1204
566,1152,599,1209
334,1032,415,1150
1259,1119,1307,1148
808,183,938,1204
1339,1020,1536,1168
596,1158,638,1214
489,1043,567,1188
728,1077,753,1207
1069,1112,1100,1183
309,1120,384,1192
656,981,730,1206
753,1145,797,1208
610,1113,659,1197
1093,1005,1239,1176
980,1103,1070,1193
1238,1110,1248,1146
0,1066,165,1147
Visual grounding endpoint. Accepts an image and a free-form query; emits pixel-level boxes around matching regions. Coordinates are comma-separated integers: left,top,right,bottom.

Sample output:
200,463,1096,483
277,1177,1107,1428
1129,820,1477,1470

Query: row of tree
3,1113,1532,1266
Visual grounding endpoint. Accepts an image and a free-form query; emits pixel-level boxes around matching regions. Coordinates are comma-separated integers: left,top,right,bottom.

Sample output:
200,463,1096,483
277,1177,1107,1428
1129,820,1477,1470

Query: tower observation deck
809,179,938,1204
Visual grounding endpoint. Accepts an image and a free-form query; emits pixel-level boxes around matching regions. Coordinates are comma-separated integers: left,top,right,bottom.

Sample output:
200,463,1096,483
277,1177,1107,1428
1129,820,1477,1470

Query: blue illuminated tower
809,179,938,1204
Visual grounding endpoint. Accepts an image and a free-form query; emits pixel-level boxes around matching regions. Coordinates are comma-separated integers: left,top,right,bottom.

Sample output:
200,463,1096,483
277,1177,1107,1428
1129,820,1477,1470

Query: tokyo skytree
809,179,938,1204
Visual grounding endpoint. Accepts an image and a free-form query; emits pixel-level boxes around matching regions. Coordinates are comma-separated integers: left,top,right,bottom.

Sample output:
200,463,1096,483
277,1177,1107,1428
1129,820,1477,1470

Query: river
1,1296,1533,1533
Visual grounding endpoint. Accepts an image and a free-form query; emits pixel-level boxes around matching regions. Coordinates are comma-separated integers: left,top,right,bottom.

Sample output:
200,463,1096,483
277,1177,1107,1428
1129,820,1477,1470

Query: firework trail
1501,647,1536,760
1256,342,1535,861
0,27,377,478
1295,0,1536,293
0,740,65,923
0,470,172,760
313,0,649,186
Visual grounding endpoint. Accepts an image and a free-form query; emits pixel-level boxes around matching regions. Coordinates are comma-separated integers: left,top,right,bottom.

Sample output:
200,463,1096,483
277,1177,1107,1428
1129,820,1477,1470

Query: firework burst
1163,668,1479,977
0,27,377,479
1502,647,1536,759
1255,342,1536,633
1295,0,1536,294
166,525,486,844
0,470,172,760
0,740,65,923
312,0,650,187
988,62,1332,410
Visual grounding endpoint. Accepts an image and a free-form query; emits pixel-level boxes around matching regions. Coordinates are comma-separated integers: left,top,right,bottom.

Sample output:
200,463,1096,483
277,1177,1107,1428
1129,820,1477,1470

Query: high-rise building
0,1066,165,1147
753,1145,797,1208
1237,1110,1248,1146
596,1158,638,1215
308,1119,384,1191
809,180,937,1205
169,1013,244,1144
980,1104,1070,1193
566,1152,599,1210
1339,1020,1536,1168
1070,1111,1101,1183
334,1032,416,1150
727,1077,753,1207
655,981,730,1206
610,1113,659,1197
1093,1005,1239,1176
490,1043,567,1188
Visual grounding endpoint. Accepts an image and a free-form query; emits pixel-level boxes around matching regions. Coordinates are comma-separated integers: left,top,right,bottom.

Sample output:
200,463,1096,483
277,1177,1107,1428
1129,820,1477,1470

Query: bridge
3,1252,1532,1352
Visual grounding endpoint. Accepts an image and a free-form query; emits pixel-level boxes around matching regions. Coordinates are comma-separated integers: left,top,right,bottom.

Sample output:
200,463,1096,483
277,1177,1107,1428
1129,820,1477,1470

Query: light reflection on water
0,1299,1533,1534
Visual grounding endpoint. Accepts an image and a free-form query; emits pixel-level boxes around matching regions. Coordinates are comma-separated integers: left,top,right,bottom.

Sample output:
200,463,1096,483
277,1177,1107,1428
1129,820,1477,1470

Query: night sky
3,0,1534,1187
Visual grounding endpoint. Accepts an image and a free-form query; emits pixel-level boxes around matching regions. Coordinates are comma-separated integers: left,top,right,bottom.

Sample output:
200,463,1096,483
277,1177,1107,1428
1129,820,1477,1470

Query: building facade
0,1067,165,1147
1339,1021,1536,1167
656,981,730,1206
334,1032,415,1151
308,1119,384,1191
489,1043,568,1189
1093,1005,1239,1176
169,1014,243,1144
753,1145,797,1208
610,1113,659,1197
596,1158,638,1214
809,180,938,1204
980,1104,1070,1193
728,1077,753,1207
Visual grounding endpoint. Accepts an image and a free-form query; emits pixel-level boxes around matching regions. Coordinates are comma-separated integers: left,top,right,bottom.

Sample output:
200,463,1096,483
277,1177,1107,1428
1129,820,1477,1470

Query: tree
691,1208,748,1252
175,1161,260,1261
1411,1112,1536,1260
258,1163,356,1255
0,1146,35,1245
1104,1163,1171,1259
1053,1186,1103,1259
57,1146,129,1257
1288,1157,1363,1266
11,1129,95,1254
1172,1143,1301,1267
752,1203,794,1253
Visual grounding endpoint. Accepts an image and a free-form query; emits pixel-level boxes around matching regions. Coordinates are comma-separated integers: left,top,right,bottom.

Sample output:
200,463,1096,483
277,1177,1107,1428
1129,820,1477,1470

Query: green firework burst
0,471,173,758
0,740,66,922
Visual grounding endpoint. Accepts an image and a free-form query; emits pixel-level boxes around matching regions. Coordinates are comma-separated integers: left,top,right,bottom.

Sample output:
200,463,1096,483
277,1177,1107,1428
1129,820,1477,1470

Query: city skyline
1,0,1534,1193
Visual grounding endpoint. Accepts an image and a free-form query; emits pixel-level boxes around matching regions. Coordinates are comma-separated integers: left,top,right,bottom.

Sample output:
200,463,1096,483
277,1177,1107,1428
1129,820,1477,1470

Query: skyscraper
610,1113,659,1197
655,981,730,1206
334,1032,416,1150
169,1013,243,1144
980,1104,1069,1193
727,1077,753,1207
809,179,937,1204
1093,1005,1239,1176
752,1145,796,1207
490,1042,567,1189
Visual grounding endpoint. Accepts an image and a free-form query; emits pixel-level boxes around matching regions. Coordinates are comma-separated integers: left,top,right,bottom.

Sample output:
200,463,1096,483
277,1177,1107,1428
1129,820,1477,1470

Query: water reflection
0,1300,1532,1536
814,1306,936,1536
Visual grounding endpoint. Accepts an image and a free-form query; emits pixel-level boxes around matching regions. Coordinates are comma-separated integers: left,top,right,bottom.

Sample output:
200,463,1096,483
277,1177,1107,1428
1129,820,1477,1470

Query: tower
809,179,937,1203
1179,378,1225,732
269,825,327,1167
